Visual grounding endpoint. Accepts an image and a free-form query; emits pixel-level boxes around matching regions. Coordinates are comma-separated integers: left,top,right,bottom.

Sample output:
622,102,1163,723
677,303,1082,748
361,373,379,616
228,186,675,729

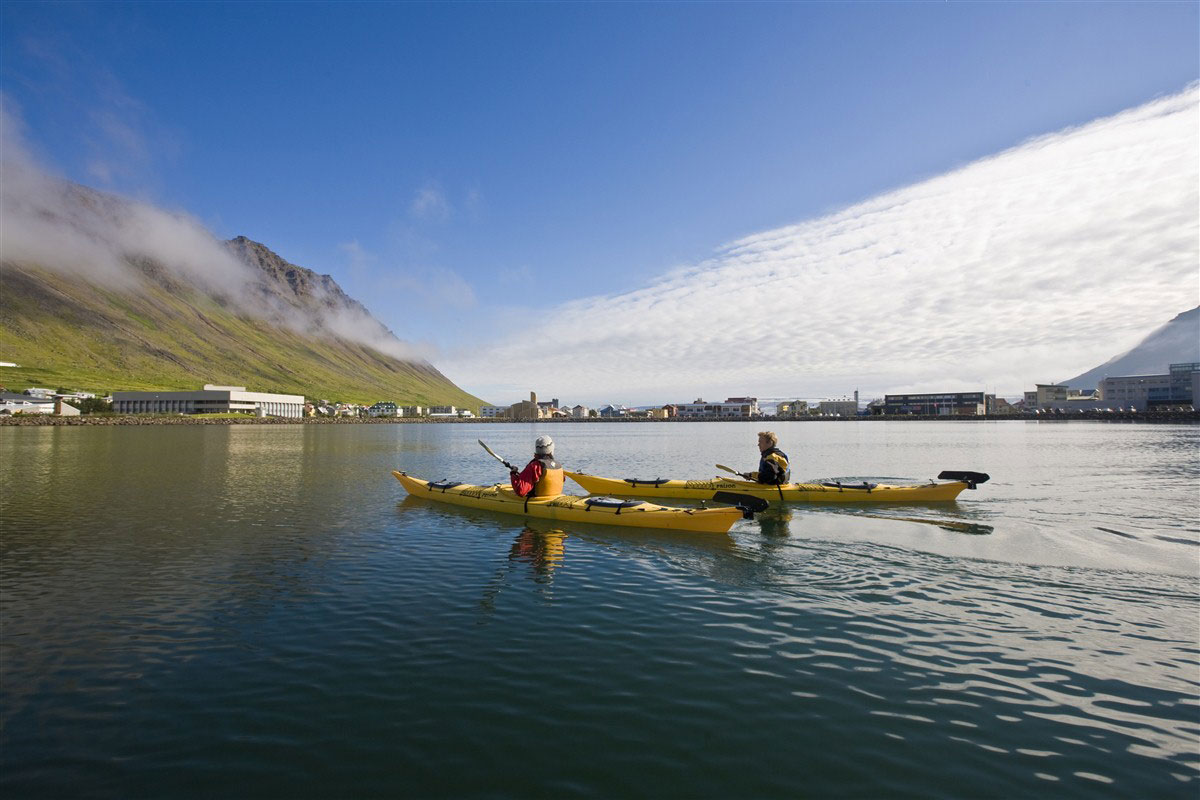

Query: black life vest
757,447,790,485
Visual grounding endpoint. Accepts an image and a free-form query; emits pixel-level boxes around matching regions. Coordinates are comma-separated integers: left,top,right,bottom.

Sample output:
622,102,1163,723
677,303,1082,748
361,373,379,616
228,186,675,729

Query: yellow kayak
564,470,989,504
392,471,760,533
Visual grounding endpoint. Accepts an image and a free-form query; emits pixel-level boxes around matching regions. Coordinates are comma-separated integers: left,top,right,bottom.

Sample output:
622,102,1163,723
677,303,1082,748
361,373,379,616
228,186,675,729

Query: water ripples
3,423,1198,798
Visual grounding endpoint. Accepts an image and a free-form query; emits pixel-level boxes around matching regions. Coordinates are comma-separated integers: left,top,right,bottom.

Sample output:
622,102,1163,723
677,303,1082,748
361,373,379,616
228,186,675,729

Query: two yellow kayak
392,471,761,533
564,470,989,504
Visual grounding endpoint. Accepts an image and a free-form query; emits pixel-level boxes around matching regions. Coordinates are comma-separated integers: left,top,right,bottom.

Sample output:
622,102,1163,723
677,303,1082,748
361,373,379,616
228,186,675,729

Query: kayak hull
392,471,744,533
565,471,972,504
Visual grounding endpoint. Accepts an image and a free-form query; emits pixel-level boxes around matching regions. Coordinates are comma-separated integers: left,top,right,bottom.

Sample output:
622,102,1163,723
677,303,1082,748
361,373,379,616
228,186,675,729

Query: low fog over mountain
1066,307,1200,389
0,153,480,405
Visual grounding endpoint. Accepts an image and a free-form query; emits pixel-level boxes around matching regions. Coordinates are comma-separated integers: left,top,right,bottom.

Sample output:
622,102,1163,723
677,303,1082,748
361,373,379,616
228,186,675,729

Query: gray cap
535,435,554,455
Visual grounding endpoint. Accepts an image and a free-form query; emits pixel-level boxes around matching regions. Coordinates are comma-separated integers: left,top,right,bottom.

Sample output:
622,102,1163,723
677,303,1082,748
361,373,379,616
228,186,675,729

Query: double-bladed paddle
715,463,751,479
478,440,516,471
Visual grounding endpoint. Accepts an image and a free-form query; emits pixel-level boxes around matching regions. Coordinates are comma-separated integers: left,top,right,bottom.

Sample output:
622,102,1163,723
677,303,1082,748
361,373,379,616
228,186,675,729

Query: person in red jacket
510,435,565,497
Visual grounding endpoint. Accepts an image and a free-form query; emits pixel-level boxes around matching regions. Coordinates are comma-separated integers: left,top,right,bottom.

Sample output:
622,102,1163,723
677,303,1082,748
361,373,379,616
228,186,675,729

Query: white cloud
84,107,158,185
445,86,1200,405
2,94,254,292
464,186,484,220
17,33,178,192
410,183,451,222
498,264,533,283
339,238,375,284
381,264,479,311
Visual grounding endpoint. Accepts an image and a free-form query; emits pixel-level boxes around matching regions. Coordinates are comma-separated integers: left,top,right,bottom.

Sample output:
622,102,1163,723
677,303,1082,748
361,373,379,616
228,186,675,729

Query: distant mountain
1065,307,1200,389
0,178,484,408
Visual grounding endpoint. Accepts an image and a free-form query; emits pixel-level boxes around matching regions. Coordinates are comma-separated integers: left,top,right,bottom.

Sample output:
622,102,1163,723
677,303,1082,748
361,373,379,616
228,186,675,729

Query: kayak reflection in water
510,527,567,581
746,431,791,485
479,527,568,613
757,507,794,538
510,435,565,497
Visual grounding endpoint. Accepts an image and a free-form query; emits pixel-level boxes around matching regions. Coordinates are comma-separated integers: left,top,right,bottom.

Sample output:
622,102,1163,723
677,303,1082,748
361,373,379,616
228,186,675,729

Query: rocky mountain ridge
226,236,384,329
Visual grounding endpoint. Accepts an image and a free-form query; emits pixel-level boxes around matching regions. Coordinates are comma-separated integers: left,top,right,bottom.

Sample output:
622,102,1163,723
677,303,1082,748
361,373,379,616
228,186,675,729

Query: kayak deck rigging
564,470,989,504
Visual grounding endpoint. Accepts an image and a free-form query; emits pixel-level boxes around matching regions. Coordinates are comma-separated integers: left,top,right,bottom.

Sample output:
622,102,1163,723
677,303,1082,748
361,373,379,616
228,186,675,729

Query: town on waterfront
3,360,1198,424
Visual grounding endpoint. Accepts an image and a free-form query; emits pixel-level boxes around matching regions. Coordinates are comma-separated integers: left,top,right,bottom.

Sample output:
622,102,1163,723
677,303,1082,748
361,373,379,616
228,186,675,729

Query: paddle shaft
715,463,751,479
478,440,516,471
718,462,787,501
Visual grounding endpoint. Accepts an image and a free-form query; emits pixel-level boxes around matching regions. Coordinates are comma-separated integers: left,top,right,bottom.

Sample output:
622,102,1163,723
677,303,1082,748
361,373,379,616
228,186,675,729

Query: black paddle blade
937,471,991,489
713,491,771,519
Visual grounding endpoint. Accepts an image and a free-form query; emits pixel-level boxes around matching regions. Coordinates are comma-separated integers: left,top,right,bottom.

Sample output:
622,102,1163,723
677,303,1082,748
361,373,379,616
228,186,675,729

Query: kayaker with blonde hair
748,431,790,485
510,435,565,498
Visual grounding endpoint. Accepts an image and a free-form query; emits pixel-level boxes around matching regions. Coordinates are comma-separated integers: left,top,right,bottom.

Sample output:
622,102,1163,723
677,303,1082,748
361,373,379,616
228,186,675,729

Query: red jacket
510,458,545,498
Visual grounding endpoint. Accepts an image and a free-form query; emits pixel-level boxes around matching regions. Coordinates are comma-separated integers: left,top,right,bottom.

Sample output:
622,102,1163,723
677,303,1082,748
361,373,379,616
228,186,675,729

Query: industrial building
883,392,987,416
1099,363,1199,409
112,385,304,418
1022,384,1102,411
1024,384,1070,408
507,392,549,420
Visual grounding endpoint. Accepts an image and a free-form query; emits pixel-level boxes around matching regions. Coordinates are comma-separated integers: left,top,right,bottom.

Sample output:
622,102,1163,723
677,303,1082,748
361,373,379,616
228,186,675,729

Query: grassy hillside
0,264,485,408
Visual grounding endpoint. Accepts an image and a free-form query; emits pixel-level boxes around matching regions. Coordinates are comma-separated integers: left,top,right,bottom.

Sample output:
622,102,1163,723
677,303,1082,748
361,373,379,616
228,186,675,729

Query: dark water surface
2,421,1197,798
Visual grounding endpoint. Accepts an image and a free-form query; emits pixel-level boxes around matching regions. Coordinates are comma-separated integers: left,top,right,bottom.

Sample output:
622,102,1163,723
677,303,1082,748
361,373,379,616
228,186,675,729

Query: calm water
2,421,1197,798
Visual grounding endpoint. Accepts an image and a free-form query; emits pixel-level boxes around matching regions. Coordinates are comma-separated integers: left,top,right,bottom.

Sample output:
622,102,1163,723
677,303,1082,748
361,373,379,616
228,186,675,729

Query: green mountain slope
0,261,485,408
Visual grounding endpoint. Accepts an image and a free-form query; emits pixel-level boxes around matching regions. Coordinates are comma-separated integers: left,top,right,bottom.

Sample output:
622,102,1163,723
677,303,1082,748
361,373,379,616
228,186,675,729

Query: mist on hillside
0,99,426,363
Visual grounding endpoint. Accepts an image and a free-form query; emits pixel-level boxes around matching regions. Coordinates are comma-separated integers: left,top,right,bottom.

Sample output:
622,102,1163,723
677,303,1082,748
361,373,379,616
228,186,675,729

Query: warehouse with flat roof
883,392,987,416
112,385,305,418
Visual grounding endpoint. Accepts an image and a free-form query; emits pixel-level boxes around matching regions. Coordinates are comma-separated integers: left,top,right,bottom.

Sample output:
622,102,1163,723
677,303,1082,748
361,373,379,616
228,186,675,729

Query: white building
112,384,304,418
571,404,589,418
0,392,54,415
0,395,83,416
676,397,760,418
55,399,81,416
368,402,398,417
817,399,858,416
480,405,508,418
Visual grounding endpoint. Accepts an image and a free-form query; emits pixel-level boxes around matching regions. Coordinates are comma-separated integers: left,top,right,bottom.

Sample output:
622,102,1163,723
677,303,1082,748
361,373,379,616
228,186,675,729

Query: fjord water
2,421,1197,798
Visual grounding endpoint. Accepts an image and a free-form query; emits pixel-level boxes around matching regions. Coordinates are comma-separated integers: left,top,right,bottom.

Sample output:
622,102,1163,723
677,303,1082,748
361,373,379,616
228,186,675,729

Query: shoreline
3,411,1197,426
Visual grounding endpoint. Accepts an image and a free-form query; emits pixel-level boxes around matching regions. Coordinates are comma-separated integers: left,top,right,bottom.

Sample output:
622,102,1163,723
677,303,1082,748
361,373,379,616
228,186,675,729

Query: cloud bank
445,86,1200,404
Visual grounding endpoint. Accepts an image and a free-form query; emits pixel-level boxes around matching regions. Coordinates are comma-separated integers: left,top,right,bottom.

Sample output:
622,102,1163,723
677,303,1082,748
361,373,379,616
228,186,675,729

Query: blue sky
2,1,1198,404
